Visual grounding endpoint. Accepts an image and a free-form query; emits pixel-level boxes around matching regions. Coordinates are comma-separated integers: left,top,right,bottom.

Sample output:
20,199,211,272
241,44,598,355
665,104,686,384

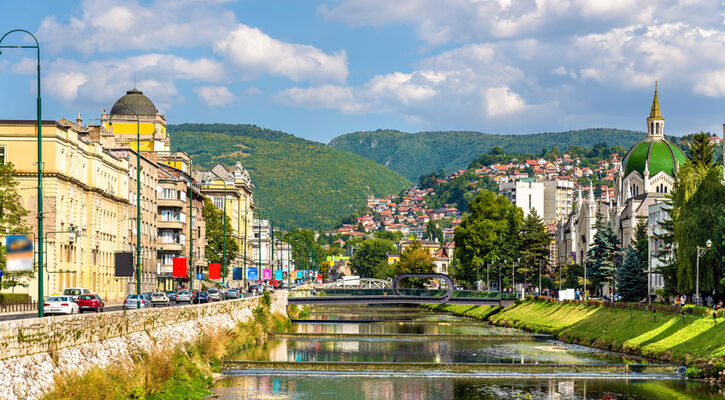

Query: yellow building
99,88,170,152
200,163,255,283
0,119,130,301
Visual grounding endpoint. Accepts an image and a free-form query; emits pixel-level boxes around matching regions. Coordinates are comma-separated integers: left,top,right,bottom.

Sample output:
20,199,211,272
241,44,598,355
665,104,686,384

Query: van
63,288,90,300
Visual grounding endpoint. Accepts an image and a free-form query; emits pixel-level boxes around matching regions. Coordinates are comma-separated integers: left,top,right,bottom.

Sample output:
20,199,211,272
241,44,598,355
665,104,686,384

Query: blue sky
0,0,723,143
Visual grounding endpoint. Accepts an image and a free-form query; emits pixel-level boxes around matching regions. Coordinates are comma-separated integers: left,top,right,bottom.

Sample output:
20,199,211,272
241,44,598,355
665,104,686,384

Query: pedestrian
681,294,687,306
675,296,680,306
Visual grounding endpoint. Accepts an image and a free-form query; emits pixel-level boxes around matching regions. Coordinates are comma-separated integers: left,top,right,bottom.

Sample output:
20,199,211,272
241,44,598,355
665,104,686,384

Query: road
0,297,244,322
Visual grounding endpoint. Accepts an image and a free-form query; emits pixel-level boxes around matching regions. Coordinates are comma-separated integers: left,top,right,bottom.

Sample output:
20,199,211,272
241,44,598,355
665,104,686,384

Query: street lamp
108,108,142,308
1,29,44,317
695,239,712,306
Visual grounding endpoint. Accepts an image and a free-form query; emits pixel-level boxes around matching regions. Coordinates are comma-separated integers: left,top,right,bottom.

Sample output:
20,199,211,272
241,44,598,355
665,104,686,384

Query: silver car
207,288,222,301
176,290,192,303
123,294,150,310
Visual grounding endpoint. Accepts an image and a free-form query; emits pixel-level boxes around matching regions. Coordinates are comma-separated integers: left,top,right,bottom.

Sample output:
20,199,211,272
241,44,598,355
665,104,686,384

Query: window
161,254,173,265
0,146,5,164
213,196,224,209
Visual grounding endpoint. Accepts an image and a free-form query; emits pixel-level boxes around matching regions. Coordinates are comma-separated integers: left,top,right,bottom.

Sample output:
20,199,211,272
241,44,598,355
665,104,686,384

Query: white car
150,292,170,307
62,288,90,300
207,288,222,301
44,296,79,315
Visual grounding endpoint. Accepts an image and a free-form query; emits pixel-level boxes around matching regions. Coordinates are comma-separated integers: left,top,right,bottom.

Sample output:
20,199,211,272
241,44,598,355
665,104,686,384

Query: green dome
110,89,158,116
624,138,686,177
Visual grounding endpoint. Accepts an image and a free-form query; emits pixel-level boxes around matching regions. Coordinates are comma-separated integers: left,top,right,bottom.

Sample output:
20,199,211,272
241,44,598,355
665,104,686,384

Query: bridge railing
289,288,517,299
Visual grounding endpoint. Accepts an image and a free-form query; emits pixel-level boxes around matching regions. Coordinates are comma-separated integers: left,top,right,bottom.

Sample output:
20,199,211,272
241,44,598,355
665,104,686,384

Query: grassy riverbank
438,299,725,376
43,294,294,400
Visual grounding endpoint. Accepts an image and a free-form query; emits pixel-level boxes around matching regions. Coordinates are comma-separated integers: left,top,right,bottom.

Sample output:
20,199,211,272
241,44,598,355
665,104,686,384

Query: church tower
647,82,665,138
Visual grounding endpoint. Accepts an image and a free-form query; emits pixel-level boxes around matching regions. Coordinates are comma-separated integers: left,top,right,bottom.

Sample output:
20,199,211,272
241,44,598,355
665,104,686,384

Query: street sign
196,272,204,280
0,269,4,278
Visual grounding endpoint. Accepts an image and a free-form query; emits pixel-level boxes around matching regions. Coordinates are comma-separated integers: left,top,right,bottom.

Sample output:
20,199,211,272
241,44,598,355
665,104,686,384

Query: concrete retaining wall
0,291,288,400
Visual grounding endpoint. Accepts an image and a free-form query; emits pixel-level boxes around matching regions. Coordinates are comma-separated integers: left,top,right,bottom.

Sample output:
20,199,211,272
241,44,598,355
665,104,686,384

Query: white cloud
245,87,262,96
276,44,537,122
38,0,238,53
46,72,88,101
195,86,236,106
214,24,348,83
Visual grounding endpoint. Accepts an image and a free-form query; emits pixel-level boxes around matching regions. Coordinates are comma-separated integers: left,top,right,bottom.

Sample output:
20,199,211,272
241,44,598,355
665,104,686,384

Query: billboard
296,270,303,279
232,267,243,281
172,257,187,277
208,263,221,280
262,268,272,281
114,252,134,277
274,270,283,280
247,267,258,281
5,235,33,272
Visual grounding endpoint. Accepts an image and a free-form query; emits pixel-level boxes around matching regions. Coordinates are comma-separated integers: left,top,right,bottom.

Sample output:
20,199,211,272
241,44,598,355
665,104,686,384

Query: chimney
76,112,82,126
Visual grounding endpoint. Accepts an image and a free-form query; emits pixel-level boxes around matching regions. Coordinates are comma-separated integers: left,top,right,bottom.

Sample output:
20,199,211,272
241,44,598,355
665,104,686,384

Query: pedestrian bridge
288,273,517,306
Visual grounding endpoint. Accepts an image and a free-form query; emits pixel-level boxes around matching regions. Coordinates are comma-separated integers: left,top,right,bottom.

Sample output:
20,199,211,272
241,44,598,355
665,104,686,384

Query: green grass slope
488,300,725,366
329,128,646,180
168,124,412,230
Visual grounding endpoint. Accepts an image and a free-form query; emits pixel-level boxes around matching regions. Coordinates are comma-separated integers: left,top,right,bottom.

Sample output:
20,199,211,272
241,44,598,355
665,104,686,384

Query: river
210,305,725,399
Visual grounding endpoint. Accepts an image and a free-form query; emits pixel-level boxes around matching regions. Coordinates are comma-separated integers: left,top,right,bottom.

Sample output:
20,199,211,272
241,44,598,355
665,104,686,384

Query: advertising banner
114,252,133,277
247,267,258,281
5,235,33,272
172,257,187,277
296,270,303,279
262,268,272,281
208,263,221,280
232,267,243,281
274,270,283,280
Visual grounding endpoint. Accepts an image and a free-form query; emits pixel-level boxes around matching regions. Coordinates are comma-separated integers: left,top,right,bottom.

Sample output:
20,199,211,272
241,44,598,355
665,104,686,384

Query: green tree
633,219,648,266
202,198,239,275
283,228,325,271
375,230,403,242
393,240,435,287
618,246,647,302
0,162,32,289
687,132,715,168
349,238,396,278
585,219,621,295
563,263,584,289
423,220,443,243
518,209,549,286
453,191,521,287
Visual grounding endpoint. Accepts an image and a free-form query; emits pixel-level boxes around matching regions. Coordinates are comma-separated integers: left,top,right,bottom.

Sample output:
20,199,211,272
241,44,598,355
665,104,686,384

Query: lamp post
222,187,227,290
108,107,141,308
695,239,712,306
1,29,44,317
188,159,193,292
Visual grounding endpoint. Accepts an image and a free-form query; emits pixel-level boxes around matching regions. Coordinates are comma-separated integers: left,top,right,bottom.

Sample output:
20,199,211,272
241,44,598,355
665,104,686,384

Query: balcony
158,198,186,209
158,242,184,252
158,220,185,230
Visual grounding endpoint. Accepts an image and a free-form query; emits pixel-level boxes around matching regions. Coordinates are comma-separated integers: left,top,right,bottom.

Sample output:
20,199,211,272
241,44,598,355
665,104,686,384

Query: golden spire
649,81,663,120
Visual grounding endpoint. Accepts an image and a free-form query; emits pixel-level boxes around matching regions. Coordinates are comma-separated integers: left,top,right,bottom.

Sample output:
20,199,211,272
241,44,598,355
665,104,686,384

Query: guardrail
0,301,38,313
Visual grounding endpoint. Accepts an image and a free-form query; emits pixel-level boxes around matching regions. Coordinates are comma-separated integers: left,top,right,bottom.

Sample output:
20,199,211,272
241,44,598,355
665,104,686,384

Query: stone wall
0,291,288,400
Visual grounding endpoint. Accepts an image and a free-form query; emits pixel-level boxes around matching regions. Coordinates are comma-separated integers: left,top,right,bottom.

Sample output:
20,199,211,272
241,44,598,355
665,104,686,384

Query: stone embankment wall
0,292,288,400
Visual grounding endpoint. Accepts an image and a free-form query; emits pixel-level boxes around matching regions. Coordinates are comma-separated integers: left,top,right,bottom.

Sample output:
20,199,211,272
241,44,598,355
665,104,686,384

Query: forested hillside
329,128,645,180
168,124,412,229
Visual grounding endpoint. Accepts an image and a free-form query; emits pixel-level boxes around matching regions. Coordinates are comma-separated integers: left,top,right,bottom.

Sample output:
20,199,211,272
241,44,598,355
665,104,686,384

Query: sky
0,0,723,143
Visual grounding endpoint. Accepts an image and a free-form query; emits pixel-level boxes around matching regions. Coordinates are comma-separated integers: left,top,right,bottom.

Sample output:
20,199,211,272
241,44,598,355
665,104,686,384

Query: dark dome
110,89,158,116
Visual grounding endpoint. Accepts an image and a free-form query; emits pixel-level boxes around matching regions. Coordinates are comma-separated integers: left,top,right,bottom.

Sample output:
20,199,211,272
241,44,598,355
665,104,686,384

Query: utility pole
222,188,226,290
188,159,193,292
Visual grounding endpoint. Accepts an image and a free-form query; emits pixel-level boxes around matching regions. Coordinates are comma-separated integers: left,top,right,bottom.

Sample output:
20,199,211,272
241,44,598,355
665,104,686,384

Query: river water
211,305,725,399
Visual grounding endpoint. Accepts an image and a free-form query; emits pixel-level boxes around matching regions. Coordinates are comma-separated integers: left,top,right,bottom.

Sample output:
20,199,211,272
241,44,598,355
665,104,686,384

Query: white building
544,179,574,224
500,178,545,218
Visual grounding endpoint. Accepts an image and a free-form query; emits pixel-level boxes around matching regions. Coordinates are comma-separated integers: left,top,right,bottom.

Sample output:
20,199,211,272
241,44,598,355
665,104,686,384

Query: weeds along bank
432,299,725,377
0,291,289,400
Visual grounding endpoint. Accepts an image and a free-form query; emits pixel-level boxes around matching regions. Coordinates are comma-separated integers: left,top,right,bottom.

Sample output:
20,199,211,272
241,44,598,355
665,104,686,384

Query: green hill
329,128,646,180
168,124,412,229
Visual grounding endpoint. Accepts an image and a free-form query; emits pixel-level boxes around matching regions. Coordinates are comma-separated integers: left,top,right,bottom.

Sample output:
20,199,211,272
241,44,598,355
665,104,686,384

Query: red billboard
172,257,187,277
208,263,221,280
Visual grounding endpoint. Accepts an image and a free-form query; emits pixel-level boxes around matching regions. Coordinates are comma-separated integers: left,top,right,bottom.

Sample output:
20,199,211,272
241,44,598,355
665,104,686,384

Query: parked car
123,294,150,310
150,292,170,307
176,290,192,303
165,290,177,302
44,296,79,315
226,288,240,299
198,292,210,303
77,294,105,313
62,288,90,300
207,288,222,301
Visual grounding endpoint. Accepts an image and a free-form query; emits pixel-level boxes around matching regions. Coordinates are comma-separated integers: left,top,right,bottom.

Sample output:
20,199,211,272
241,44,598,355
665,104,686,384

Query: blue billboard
247,267,258,281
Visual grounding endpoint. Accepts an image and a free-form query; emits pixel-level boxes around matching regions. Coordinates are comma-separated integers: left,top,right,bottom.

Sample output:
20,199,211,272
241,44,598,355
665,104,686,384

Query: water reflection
212,375,724,399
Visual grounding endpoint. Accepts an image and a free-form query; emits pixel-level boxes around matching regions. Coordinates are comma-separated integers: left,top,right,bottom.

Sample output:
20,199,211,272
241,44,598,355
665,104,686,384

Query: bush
686,366,703,378
0,293,30,305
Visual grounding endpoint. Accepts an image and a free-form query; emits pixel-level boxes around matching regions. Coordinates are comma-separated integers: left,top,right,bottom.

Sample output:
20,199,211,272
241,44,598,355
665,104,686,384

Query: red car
77,294,105,313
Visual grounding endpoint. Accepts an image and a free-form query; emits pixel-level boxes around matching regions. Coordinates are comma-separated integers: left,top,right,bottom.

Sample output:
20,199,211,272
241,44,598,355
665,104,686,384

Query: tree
633,219,648,267
375,230,403,242
518,209,549,286
563,263,584,289
0,162,31,289
203,198,239,274
393,240,435,287
423,220,443,243
687,132,715,168
349,238,396,278
283,228,325,271
356,222,364,232
585,219,621,295
618,246,647,302
453,191,521,287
